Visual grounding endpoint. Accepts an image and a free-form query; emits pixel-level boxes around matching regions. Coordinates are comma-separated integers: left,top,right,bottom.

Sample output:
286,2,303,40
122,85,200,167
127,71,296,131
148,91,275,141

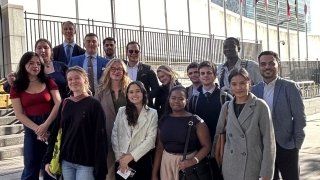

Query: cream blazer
111,106,158,161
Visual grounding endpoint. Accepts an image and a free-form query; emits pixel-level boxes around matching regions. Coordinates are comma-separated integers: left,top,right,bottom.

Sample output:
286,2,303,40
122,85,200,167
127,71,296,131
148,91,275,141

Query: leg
21,128,40,180
62,160,77,180
75,163,95,180
274,144,300,180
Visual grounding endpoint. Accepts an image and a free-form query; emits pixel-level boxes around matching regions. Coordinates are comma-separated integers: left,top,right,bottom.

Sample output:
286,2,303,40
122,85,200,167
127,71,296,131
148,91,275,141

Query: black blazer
123,60,159,107
53,44,85,64
123,60,159,93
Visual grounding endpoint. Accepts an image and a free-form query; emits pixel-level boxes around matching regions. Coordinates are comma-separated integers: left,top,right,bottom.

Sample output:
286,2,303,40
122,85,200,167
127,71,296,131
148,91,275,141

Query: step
0,108,14,116
0,124,24,136
0,134,24,147
0,156,23,176
0,116,18,126
0,144,23,160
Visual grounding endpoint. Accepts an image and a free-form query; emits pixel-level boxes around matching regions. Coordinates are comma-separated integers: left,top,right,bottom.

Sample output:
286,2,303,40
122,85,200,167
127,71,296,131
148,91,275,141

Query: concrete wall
0,3,25,77
304,97,320,115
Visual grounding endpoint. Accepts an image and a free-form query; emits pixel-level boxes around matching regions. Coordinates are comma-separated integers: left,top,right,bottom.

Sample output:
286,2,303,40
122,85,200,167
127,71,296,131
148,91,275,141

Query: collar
85,53,97,59
63,41,76,47
223,59,242,68
263,77,278,86
127,62,139,68
202,85,216,94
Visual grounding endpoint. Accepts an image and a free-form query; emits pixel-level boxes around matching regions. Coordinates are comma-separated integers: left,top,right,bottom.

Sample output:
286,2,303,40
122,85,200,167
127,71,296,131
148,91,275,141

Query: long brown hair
125,81,148,126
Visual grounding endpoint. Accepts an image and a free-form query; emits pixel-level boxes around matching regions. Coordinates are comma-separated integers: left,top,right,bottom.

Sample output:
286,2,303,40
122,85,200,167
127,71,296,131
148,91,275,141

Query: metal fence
24,12,320,87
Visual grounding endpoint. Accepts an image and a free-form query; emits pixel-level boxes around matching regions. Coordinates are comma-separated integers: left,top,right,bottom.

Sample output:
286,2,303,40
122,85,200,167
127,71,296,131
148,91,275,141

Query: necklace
44,61,52,68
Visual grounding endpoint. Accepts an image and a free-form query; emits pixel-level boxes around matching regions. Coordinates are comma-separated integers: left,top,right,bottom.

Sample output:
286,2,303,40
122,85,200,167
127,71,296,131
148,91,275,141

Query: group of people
6,20,306,180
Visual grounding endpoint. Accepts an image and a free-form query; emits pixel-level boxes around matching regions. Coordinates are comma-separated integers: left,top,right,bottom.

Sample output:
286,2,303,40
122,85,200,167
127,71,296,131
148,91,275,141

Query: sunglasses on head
128,50,140,54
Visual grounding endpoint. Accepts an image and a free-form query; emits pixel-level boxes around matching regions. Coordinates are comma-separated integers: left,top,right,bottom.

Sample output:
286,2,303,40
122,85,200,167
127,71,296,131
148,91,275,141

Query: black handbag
179,118,214,180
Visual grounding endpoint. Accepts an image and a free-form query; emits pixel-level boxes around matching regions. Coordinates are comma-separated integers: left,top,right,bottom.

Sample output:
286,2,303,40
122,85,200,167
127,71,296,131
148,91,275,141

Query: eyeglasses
110,67,123,72
128,50,140,54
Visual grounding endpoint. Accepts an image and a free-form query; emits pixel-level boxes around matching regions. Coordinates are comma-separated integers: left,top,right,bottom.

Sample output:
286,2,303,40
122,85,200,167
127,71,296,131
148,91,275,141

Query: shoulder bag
49,98,68,175
179,116,213,180
215,102,229,167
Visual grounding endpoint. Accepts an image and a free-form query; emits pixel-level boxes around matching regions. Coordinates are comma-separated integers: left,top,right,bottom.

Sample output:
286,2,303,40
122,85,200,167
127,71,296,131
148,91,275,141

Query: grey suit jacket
251,77,306,149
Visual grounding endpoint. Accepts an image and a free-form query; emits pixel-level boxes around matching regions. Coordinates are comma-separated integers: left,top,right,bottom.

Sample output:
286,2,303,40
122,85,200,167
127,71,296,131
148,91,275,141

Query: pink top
10,79,58,116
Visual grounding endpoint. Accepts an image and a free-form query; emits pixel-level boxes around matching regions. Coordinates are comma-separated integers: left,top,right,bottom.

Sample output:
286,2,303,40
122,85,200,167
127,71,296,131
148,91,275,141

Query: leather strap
182,116,194,160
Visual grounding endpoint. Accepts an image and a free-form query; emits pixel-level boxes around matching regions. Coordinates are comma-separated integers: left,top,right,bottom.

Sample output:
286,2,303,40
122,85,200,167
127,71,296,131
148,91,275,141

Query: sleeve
42,100,65,165
130,110,158,161
93,101,108,180
48,79,59,90
148,68,159,92
9,86,19,99
248,61,263,85
212,102,229,156
111,107,123,161
258,101,276,178
288,82,306,149
53,46,59,61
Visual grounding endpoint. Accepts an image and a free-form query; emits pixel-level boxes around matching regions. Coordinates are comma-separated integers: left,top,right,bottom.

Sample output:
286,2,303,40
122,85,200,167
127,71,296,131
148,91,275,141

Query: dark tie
87,56,95,95
66,44,72,64
205,92,211,98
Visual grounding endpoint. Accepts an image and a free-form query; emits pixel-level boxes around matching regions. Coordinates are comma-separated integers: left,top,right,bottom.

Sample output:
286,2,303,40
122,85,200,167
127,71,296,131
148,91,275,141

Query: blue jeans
21,115,55,180
62,160,95,180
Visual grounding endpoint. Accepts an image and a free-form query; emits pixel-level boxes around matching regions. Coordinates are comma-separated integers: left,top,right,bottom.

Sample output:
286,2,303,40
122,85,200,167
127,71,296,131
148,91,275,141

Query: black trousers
115,151,153,180
273,143,300,180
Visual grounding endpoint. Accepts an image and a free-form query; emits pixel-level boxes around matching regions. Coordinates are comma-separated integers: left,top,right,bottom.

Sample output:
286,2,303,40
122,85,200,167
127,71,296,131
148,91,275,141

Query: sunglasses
128,50,140,54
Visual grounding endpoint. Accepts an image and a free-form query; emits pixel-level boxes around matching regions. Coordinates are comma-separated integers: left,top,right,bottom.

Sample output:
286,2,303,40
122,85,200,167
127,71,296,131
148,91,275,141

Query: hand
178,159,196,171
35,123,49,137
119,154,133,173
45,164,55,178
6,72,16,86
151,175,159,180
260,177,271,180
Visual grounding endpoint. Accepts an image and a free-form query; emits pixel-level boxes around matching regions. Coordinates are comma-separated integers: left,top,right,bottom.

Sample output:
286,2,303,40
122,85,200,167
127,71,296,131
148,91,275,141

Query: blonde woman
95,58,131,180
150,65,180,118
44,66,108,180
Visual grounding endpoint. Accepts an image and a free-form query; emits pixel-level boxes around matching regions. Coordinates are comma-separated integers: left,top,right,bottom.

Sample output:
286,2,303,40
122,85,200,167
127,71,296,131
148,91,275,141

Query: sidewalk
0,113,319,180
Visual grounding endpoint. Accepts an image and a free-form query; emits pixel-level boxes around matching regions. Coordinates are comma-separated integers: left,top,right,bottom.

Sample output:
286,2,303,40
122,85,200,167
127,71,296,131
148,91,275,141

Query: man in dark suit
69,33,108,95
124,41,159,102
251,51,306,180
53,21,85,65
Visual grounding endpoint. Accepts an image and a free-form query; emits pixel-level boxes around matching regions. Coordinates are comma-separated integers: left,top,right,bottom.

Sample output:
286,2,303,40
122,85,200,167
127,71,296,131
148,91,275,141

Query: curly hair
96,58,130,96
14,52,48,92
125,81,148,126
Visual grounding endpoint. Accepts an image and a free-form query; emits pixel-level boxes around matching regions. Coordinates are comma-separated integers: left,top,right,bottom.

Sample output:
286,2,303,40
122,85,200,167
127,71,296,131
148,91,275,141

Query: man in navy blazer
251,51,306,180
53,21,85,64
69,33,108,95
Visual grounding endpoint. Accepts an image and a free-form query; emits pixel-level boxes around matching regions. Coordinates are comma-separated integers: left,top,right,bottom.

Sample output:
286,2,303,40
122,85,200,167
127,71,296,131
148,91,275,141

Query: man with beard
217,37,262,90
103,37,116,60
252,51,306,180
186,62,201,98
53,21,85,65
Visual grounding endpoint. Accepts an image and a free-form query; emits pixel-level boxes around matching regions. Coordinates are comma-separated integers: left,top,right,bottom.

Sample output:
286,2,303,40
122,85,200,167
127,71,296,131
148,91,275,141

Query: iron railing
23,12,320,90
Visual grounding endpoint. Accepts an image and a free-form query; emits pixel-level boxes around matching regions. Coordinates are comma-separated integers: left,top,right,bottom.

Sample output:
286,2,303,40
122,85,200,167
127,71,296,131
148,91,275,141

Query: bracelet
193,156,199,164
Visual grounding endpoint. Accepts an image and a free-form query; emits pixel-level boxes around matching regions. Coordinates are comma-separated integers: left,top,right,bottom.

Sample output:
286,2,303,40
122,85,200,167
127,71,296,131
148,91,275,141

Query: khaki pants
160,150,196,180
